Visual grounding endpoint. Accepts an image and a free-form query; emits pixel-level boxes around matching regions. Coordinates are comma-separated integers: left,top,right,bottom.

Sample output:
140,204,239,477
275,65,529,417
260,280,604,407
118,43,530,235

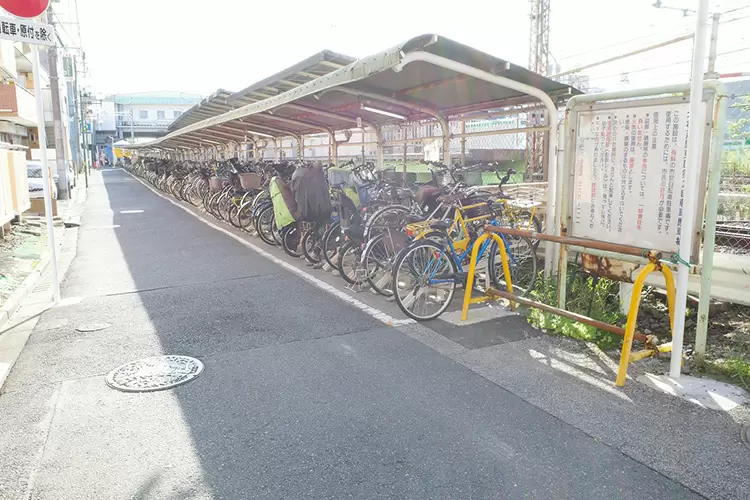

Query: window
157,110,166,120
139,110,148,120
173,110,182,119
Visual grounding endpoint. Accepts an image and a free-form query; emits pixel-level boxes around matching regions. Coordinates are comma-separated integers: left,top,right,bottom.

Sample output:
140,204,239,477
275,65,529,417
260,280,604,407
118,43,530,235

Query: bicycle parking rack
461,226,677,387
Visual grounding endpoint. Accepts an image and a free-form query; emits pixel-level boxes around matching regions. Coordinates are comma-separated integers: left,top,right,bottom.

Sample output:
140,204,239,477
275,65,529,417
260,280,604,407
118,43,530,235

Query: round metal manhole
742,424,750,451
106,355,204,393
75,322,111,333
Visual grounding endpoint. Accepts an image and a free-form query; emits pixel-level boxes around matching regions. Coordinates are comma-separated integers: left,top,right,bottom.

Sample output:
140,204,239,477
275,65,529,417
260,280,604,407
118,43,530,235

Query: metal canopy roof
167,50,355,133
130,34,582,150
168,89,235,131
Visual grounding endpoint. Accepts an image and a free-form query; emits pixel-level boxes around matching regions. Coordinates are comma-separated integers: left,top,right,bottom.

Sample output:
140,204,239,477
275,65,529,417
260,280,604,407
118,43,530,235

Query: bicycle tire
227,203,242,228
281,225,302,258
487,235,537,297
255,205,277,246
362,231,409,297
391,239,458,321
237,200,255,231
517,210,542,250
337,241,369,285
322,222,342,269
301,225,323,264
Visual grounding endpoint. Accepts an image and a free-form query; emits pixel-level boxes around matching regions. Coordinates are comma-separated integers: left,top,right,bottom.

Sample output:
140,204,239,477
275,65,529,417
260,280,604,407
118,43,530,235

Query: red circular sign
0,0,49,19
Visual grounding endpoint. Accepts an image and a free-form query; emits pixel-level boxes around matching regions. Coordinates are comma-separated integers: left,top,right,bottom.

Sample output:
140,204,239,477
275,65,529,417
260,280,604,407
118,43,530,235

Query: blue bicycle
391,214,537,321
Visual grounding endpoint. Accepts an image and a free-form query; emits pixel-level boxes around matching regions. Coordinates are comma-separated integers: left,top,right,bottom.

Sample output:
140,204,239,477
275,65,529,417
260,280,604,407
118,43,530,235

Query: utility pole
47,13,70,200
705,12,721,79
527,0,551,181
79,89,89,187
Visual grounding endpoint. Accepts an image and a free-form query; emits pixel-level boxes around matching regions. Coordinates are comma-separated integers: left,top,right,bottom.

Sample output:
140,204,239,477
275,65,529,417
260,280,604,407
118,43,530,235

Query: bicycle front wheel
392,240,457,321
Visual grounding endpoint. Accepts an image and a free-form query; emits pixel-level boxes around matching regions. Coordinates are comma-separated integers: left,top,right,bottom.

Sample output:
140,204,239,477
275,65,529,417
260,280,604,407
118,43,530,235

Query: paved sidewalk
0,169,747,499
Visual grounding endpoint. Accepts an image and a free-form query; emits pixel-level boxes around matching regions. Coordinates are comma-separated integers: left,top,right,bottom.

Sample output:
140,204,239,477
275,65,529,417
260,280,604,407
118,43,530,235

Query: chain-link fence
716,79,750,254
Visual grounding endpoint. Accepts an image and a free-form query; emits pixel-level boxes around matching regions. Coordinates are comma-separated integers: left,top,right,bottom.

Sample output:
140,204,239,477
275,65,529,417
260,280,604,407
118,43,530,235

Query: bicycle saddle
404,214,426,224
430,220,452,231
437,193,464,203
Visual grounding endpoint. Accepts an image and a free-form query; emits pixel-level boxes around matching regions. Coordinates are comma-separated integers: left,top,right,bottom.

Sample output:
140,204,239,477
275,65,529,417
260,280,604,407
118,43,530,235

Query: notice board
570,102,703,253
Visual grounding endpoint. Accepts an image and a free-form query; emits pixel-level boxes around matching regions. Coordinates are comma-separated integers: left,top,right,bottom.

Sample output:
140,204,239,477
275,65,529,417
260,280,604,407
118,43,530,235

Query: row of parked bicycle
125,157,541,321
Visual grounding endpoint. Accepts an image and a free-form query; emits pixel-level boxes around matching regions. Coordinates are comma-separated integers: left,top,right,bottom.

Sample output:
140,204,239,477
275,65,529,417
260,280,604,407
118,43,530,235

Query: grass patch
696,355,750,391
526,270,623,349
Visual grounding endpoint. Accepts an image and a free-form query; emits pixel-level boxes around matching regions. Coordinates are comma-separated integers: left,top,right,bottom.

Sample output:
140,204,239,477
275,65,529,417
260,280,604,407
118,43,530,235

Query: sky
66,0,750,96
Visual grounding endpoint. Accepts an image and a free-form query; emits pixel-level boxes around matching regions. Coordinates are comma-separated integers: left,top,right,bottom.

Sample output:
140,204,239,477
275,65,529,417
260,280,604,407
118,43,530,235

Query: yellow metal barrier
615,262,676,386
461,232,515,321
460,228,676,387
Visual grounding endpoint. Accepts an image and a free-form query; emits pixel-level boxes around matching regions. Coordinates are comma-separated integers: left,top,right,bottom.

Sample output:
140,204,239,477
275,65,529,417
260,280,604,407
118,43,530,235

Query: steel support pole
670,0,709,378
32,46,60,303
695,89,728,357
460,120,466,165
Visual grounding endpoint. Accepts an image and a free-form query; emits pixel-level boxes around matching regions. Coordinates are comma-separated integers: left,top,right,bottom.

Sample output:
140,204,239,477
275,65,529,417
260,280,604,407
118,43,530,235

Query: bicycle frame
423,222,519,286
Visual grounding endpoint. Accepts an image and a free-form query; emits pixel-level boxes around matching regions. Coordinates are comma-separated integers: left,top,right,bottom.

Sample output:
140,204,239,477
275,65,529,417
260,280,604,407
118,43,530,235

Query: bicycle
391,202,537,321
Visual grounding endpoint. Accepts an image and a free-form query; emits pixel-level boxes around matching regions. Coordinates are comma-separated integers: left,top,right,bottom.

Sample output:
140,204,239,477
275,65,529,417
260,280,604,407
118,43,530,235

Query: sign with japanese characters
570,102,702,253
0,16,54,46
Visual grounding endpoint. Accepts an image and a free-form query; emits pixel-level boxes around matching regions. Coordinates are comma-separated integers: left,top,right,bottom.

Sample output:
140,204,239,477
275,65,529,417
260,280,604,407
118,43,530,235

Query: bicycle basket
238,172,263,190
461,196,493,219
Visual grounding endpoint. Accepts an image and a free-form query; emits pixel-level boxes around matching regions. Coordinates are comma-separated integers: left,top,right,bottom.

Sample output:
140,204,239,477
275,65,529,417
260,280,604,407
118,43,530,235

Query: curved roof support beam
232,120,293,137
219,125,275,139
282,103,376,129
393,50,559,276
323,86,450,166
199,128,246,144
259,113,334,136
259,113,336,160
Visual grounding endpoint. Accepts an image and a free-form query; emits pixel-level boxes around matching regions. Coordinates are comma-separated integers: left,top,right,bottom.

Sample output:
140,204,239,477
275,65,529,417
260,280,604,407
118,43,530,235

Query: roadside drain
75,322,111,332
106,355,204,392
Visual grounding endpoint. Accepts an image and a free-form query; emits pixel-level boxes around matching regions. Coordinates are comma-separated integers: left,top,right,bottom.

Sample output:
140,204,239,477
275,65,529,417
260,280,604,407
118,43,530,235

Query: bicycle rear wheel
322,222,342,269
282,225,302,258
488,235,537,296
337,241,369,285
301,225,324,264
363,231,409,297
255,205,277,246
392,240,457,321
516,210,542,250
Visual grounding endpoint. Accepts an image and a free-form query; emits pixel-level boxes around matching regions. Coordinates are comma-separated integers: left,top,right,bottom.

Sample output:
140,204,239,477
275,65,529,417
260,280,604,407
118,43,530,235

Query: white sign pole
670,0,709,378
31,44,61,304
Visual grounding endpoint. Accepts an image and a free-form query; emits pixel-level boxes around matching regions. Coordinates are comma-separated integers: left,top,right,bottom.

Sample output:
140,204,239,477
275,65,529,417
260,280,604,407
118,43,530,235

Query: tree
727,94,750,142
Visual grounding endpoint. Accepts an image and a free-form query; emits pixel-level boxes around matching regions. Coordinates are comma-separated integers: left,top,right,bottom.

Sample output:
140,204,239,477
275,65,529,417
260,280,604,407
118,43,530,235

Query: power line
582,46,750,81
555,9,749,67
555,20,695,62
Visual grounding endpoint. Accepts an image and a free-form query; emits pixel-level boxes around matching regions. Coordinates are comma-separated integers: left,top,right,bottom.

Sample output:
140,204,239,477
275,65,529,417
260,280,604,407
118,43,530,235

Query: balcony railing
0,82,38,125
117,120,171,130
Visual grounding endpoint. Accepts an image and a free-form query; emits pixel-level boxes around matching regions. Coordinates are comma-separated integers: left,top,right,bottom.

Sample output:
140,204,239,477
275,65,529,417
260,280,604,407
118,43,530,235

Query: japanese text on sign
0,16,55,46
571,102,698,253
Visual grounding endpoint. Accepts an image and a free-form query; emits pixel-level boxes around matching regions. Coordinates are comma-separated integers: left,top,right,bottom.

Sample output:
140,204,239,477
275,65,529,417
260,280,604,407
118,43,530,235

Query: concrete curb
0,251,51,332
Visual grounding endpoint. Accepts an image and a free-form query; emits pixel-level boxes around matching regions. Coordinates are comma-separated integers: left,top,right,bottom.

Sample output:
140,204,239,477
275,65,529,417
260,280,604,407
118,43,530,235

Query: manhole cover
742,424,750,451
106,355,204,392
75,322,111,332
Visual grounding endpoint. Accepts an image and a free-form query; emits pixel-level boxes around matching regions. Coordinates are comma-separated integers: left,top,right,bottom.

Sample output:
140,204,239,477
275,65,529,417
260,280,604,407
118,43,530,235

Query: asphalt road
0,169,706,499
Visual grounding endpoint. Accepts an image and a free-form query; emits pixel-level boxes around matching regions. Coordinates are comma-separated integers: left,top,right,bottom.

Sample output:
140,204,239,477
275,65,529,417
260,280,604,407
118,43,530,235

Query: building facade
90,91,202,160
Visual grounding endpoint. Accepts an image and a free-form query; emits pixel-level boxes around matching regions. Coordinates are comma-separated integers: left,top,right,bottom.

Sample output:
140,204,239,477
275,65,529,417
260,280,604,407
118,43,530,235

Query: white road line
124,171,415,327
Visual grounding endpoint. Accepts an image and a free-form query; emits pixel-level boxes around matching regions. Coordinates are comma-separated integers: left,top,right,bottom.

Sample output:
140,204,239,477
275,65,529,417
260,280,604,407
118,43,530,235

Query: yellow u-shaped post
461,232,515,321
616,262,656,386
462,233,489,321
661,265,676,334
